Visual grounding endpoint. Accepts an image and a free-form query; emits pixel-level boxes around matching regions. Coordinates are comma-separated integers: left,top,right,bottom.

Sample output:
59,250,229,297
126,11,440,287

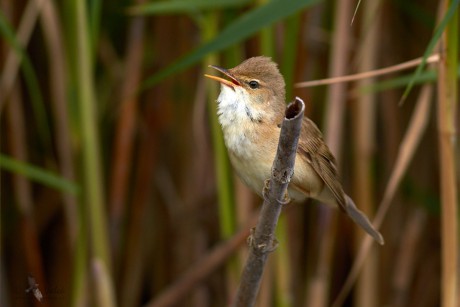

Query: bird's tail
344,195,384,245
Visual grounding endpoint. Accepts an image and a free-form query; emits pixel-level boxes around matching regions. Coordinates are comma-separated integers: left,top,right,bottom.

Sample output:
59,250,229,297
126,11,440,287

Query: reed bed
1,0,458,306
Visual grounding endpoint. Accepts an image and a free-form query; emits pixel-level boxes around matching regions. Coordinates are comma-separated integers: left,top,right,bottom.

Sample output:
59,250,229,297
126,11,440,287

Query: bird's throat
216,86,263,126
215,86,264,157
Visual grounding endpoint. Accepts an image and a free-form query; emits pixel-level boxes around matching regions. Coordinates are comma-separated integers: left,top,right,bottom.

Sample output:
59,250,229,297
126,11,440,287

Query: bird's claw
279,191,291,205
247,227,279,253
262,179,270,201
263,179,291,205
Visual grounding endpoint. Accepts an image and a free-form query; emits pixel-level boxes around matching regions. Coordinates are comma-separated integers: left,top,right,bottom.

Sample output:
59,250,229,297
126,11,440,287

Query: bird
204,56,384,245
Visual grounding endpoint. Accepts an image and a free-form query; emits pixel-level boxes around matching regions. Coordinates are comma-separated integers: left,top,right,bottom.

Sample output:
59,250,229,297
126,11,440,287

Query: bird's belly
227,141,324,203
290,156,325,202
228,145,273,197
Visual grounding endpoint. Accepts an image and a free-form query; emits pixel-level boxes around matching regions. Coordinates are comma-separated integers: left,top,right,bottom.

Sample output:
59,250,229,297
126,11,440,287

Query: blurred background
1,0,458,306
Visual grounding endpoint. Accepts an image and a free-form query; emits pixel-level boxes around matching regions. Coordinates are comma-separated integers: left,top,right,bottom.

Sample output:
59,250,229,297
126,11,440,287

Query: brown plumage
295,118,345,208
296,118,383,244
205,56,384,245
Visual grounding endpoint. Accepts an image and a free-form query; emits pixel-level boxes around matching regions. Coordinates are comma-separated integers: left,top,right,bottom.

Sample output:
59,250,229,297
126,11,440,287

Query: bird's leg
263,178,291,205
246,227,256,247
280,190,291,205
247,226,279,253
262,179,271,201
245,178,287,254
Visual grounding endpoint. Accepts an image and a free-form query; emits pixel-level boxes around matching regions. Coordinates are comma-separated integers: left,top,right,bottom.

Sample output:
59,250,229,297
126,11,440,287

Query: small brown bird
205,56,384,245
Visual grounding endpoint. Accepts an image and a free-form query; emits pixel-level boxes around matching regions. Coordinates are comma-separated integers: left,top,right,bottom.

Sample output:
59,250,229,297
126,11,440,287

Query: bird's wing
297,118,347,211
295,118,384,245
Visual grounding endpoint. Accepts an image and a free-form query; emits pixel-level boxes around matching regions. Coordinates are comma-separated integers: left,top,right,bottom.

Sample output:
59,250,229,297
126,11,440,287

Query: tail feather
344,195,384,245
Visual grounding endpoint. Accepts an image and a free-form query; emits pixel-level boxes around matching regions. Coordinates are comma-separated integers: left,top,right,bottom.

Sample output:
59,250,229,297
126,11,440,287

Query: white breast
216,86,262,157
215,85,275,193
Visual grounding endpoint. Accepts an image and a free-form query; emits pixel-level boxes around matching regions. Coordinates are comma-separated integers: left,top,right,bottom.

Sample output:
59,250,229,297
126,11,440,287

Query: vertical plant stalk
108,0,145,261
92,259,116,307
201,14,236,240
436,1,458,307
143,214,257,307
40,0,78,246
391,209,428,307
71,209,88,307
73,0,114,304
0,0,44,107
0,0,52,151
233,98,304,306
6,87,49,307
40,2,82,305
201,13,239,299
324,0,352,158
308,1,352,306
114,6,147,307
332,84,433,307
353,1,381,306
119,129,155,307
256,0,275,58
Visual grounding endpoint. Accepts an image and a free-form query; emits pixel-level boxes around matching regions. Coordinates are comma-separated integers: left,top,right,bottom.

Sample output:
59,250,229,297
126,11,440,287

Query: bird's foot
247,227,279,253
279,191,291,205
262,179,270,201
246,227,256,246
263,179,291,205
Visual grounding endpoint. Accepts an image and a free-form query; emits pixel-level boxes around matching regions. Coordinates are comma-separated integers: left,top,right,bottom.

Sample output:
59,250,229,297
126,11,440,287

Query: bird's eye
248,80,259,89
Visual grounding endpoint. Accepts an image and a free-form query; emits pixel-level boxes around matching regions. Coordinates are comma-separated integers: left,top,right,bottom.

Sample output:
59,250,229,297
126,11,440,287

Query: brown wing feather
297,118,347,211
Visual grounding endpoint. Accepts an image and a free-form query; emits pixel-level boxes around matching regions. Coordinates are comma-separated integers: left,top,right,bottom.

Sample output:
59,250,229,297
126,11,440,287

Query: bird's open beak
204,65,241,89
